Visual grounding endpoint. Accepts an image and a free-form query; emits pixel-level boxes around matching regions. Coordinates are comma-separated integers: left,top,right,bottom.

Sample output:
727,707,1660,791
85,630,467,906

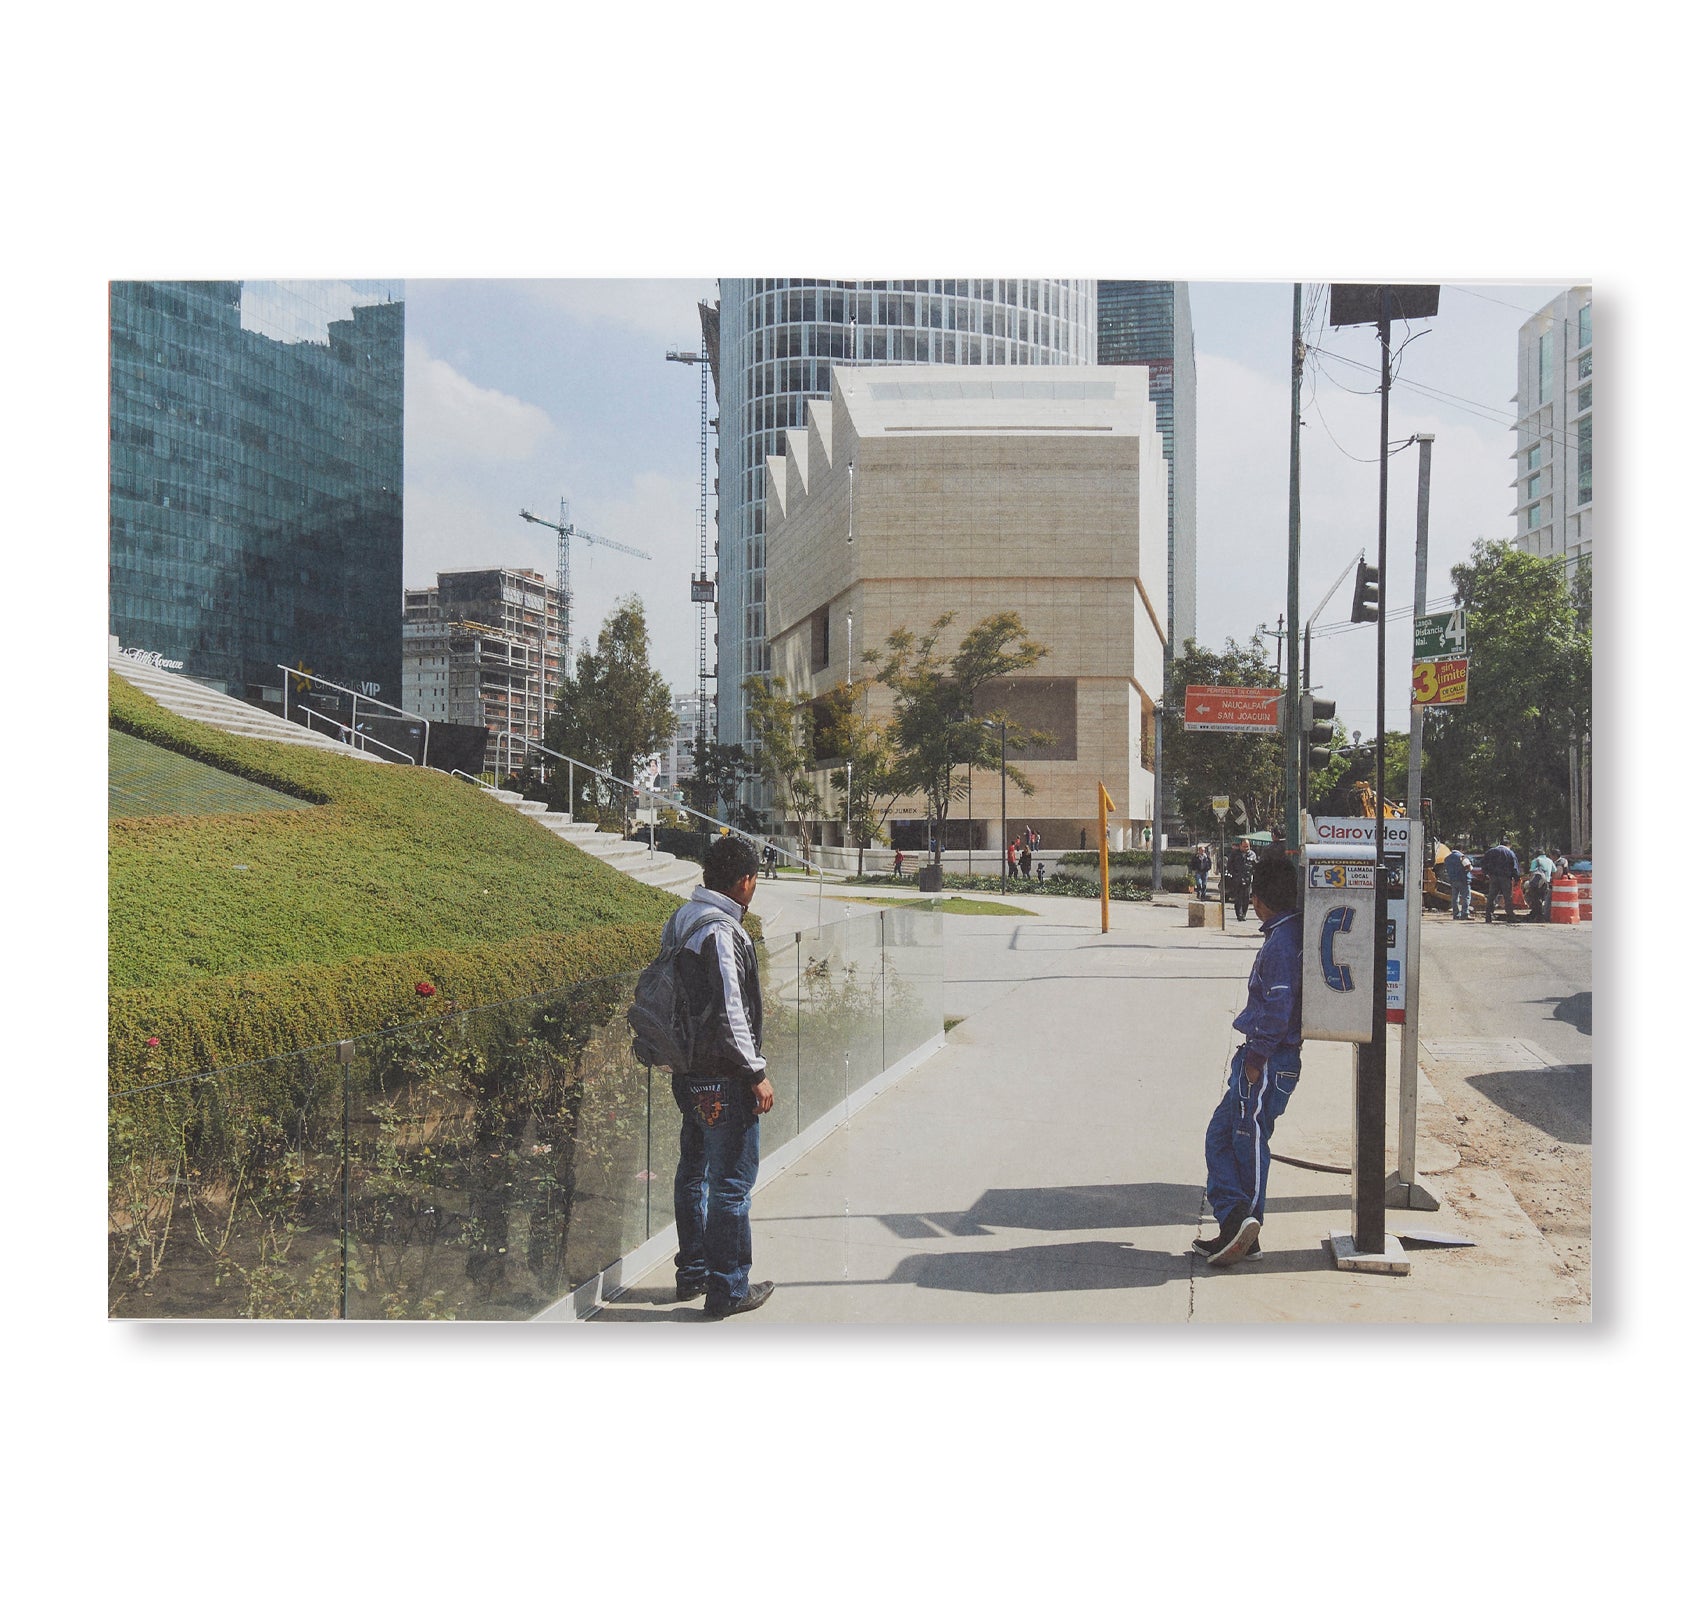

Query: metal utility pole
1284,284,1304,857
1325,281,1439,1268
519,501,652,669
1392,434,1440,1212
667,341,716,749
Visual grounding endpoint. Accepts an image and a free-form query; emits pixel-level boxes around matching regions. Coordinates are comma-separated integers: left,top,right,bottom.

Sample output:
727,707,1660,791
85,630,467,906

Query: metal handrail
519,736,852,880
451,768,498,791
279,664,430,769
294,703,418,765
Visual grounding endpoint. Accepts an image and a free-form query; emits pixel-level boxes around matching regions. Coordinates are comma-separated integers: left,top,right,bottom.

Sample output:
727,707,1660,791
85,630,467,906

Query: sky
403,276,1565,740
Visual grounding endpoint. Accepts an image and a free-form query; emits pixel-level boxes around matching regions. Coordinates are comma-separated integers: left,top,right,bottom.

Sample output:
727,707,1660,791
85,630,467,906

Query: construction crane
666,338,716,752
518,499,651,669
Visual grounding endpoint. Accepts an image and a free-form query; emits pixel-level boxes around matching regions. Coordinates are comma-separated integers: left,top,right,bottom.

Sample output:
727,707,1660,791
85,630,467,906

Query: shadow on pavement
1466,1065,1593,1145
872,1181,1202,1237
1544,990,1592,1036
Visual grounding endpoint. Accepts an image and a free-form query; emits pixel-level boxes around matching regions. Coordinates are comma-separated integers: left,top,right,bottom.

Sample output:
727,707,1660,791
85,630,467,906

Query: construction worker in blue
1194,854,1303,1267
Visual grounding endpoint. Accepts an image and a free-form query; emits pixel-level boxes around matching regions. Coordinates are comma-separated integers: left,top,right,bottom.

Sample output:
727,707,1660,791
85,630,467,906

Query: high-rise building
765,367,1168,846
402,568,565,776
1511,286,1592,574
109,280,405,707
1097,281,1197,654
712,279,1097,751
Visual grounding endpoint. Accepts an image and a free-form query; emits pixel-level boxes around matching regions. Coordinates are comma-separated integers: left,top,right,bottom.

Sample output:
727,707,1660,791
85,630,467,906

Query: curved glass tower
714,278,1096,747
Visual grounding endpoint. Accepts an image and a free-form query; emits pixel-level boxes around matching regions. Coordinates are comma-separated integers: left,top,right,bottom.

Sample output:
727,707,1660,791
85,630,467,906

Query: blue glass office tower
109,280,405,707
1097,281,1196,656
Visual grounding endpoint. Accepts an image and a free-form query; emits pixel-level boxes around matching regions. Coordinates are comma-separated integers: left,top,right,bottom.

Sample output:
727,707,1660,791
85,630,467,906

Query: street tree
679,736,756,830
542,595,676,818
743,673,824,839
1162,637,1286,836
870,611,1049,867
812,680,905,874
1422,541,1591,851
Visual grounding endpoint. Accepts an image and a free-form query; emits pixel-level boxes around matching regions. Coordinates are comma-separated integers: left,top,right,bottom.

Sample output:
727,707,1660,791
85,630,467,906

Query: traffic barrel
1575,868,1592,922
1550,874,1580,924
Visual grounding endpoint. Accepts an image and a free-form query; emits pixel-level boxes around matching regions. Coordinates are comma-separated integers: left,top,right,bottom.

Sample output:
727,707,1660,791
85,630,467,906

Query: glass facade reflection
1097,281,1196,655
714,279,1096,750
109,280,404,706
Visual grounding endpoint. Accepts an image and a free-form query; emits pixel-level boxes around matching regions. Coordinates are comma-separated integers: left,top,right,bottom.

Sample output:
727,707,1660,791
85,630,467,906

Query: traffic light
1350,559,1381,623
1302,693,1337,754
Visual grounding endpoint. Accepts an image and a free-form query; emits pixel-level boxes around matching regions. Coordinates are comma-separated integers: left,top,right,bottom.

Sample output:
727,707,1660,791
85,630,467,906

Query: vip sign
1301,844,1378,1042
1306,816,1416,1023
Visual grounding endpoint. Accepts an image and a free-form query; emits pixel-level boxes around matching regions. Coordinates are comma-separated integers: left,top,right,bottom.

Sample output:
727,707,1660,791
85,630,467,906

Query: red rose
416,982,436,997
146,1037,160,1048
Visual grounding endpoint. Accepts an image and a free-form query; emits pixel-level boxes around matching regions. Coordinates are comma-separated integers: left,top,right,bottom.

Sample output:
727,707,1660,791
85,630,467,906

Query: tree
542,596,675,818
679,737,756,830
870,611,1049,866
743,674,824,837
1162,637,1286,836
1310,729,1410,819
1422,541,1591,851
813,681,905,873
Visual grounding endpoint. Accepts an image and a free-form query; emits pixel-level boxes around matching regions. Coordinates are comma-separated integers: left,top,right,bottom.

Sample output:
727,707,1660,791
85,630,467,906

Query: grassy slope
109,673,684,1083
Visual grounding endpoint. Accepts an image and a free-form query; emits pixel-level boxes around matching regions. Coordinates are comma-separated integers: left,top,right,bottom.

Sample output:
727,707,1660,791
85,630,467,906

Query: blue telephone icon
1320,906,1355,993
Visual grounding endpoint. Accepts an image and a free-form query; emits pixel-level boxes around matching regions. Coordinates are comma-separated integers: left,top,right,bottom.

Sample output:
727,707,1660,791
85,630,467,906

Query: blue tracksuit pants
1205,1042,1302,1228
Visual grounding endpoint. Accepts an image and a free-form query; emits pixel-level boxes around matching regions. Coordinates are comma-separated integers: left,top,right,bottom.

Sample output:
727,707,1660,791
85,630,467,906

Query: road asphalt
589,872,1592,1326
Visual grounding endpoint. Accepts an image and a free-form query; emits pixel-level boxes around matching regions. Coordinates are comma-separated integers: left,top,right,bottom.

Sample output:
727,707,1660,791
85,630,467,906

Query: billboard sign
1412,656,1468,707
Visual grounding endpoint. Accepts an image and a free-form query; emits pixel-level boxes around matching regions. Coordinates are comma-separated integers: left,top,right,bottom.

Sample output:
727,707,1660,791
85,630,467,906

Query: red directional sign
1183,685,1282,732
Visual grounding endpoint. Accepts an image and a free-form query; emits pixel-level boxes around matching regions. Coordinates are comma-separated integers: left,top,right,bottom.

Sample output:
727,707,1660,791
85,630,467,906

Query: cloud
405,338,554,463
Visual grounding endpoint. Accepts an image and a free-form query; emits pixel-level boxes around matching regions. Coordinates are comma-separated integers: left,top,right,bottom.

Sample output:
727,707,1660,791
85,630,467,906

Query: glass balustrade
109,907,941,1318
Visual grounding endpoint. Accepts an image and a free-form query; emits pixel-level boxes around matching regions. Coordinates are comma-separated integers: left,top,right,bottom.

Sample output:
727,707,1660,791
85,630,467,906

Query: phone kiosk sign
1302,843,1378,1042
1308,816,1413,1022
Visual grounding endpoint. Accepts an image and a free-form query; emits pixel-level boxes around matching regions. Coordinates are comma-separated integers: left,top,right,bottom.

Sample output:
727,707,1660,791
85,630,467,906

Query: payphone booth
1301,842,1378,1043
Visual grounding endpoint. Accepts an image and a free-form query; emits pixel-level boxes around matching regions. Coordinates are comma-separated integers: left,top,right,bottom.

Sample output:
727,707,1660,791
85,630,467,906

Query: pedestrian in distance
893,848,905,878
1527,847,1555,923
1190,843,1212,900
1482,838,1520,923
659,833,776,1320
1036,861,1046,885
1224,838,1254,922
1443,847,1473,919
1007,838,1019,880
1019,842,1032,880
1194,854,1304,1267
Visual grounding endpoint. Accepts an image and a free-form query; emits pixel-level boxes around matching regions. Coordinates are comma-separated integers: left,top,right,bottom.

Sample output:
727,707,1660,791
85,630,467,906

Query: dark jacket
1483,844,1519,881
665,887,767,1083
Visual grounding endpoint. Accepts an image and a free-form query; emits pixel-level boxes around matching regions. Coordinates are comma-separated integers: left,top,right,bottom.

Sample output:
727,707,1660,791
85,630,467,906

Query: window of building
1538,330,1553,404
1578,300,1591,349
1527,443,1541,472
1577,382,1592,413
810,606,830,671
1578,415,1592,505
1578,348,1592,381
1527,502,1541,530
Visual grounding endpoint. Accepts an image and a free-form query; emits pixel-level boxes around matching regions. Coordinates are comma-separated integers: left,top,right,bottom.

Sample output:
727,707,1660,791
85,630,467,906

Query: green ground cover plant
109,673,684,1088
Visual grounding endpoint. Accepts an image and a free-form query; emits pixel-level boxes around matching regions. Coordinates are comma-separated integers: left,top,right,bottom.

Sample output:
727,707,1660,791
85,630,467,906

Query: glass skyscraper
1097,281,1196,656
109,280,405,707
712,278,1096,747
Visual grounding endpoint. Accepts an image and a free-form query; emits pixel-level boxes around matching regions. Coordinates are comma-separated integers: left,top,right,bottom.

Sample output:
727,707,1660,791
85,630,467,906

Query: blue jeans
671,1074,760,1304
1485,875,1514,921
1204,1042,1302,1228
1450,879,1471,918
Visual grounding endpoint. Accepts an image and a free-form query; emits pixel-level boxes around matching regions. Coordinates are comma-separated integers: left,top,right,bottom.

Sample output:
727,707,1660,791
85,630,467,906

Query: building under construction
402,568,565,777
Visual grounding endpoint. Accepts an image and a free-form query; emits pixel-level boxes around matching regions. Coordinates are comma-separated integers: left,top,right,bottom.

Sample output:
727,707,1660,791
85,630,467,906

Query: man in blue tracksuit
1194,854,1303,1267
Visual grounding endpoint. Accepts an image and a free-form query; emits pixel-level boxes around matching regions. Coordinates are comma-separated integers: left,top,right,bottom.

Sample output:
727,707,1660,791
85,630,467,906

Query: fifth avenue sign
1183,685,1282,733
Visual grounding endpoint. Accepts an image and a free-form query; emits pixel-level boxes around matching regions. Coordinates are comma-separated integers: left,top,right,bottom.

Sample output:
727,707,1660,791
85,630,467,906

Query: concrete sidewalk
592,879,1588,1325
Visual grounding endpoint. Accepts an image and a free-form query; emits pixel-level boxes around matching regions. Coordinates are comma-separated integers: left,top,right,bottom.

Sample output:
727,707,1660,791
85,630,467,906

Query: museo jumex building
109,280,405,708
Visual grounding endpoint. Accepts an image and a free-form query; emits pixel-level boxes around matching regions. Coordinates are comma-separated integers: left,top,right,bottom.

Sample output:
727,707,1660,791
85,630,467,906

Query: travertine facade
766,367,1167,848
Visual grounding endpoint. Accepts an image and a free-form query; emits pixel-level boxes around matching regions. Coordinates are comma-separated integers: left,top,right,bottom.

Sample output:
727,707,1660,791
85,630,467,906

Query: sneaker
1194,1234,1264,1261
703,1280,775,1320
1206,1215,1260,1266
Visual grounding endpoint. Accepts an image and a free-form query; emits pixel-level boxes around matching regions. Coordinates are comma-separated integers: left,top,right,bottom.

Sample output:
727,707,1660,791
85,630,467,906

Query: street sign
1211,795,1230,819
1184,685,1282,732
1412,655,1468,707
1413,610,1466,661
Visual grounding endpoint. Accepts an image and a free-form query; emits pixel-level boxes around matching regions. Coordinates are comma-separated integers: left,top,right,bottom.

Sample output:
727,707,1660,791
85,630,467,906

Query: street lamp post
983,717,1008,893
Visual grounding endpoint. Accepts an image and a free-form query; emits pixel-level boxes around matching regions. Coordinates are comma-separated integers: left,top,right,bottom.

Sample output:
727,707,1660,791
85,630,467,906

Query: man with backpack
638,834,775,1319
